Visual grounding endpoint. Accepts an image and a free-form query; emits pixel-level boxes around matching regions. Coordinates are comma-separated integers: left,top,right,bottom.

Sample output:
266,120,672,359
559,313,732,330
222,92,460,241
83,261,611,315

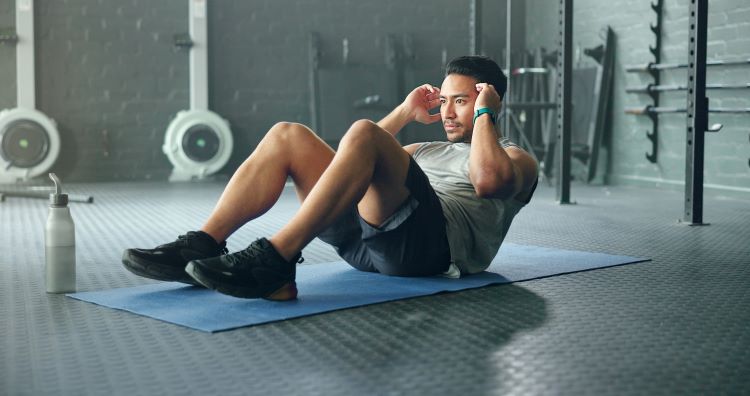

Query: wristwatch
473,107,497,125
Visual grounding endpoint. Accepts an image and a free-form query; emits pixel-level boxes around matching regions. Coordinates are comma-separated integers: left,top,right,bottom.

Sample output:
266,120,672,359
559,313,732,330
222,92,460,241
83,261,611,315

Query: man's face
440,73,479,143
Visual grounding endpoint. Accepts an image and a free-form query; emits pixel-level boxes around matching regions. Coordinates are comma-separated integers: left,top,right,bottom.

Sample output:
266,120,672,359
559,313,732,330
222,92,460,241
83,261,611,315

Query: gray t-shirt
412,138,530,275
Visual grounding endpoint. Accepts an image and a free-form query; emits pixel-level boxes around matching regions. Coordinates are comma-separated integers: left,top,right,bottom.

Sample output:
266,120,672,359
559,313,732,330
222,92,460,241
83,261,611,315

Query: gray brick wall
0,0,525,182
33,0,188,181
526,0,750,194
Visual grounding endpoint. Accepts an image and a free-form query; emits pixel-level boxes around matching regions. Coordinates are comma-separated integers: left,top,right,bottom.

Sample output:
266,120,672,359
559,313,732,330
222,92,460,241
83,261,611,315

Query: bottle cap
49,173,69,206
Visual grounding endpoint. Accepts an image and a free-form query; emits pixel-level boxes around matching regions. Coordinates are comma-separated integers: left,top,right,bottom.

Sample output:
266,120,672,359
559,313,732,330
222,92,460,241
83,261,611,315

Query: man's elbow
473,173,517,199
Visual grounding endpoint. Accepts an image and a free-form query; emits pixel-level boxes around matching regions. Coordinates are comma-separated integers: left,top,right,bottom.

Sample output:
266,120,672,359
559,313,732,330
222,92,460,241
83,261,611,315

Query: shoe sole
185,262,297,301
122,249,203,286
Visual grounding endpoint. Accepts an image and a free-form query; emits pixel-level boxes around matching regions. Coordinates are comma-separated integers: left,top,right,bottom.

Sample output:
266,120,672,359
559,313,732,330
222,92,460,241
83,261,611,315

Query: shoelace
167,233,228,255
224,242,266,269
224,241,304,269
155,235,190,249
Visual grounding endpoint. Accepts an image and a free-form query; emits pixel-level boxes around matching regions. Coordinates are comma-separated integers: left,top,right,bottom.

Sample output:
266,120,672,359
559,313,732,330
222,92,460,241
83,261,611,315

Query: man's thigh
319,157,451,276
359,157,451,276
345,121,413,228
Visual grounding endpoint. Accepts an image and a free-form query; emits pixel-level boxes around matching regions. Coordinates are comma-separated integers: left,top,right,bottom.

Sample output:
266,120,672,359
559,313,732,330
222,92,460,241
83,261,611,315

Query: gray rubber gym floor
1,180,749,395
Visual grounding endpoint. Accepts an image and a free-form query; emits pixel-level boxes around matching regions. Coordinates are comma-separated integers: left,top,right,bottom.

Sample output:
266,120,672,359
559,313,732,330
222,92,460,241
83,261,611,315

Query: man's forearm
377,104,413,136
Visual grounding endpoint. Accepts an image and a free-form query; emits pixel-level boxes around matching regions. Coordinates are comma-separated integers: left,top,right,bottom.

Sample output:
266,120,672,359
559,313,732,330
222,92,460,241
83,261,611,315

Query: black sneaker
185,237,303,301
122,231,228,286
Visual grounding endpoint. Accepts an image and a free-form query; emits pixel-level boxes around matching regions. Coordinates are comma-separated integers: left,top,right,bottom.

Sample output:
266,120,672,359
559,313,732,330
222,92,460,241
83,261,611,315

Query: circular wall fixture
0,107,60,183
163,109,233,181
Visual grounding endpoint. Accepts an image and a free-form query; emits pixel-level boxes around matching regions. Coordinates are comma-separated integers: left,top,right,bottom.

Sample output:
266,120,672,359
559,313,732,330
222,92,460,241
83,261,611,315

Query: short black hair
445,55,507,101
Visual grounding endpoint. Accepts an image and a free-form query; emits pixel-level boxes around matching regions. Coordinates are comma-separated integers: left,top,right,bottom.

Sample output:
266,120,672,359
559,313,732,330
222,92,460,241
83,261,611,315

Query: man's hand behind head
474,83,501,113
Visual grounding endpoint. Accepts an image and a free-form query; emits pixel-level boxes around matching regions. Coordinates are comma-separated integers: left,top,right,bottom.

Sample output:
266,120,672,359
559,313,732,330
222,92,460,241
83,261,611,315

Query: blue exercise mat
68,243,649,332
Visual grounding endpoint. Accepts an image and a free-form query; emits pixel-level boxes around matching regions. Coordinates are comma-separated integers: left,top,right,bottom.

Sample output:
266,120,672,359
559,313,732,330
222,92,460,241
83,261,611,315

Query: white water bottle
45,173,76,293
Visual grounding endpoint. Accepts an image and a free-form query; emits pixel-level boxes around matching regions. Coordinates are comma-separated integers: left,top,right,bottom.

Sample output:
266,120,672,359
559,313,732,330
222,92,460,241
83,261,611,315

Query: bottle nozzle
50,173,63,195
49,173,68,206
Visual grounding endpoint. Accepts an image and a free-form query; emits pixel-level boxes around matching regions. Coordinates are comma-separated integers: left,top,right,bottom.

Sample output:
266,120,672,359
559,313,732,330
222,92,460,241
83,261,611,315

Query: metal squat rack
624,0,749,225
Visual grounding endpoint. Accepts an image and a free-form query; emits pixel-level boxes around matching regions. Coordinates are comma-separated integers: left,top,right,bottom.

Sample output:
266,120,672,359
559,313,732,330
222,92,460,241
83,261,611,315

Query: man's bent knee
266,122,318,144
339,119,386,148
269,121,311,137
347,119,382,136
349,119,378,130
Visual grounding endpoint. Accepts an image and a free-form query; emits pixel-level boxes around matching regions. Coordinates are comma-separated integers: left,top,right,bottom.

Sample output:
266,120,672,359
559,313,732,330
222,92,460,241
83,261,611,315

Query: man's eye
456,99,464,104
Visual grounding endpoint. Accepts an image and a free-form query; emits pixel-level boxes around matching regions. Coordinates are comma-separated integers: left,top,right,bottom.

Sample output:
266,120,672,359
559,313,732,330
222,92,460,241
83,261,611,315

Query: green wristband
473,107,496,125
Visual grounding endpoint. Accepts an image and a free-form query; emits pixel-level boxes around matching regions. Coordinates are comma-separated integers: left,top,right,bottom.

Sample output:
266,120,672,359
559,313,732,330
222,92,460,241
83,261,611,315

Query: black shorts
317,156,451,276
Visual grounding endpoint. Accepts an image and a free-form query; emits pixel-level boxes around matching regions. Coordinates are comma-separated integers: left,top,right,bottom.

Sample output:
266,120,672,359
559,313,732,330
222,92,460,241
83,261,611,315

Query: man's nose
443,103,456,118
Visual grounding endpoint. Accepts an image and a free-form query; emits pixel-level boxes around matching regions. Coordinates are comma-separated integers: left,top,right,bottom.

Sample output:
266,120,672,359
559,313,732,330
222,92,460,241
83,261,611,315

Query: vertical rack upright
556,0,573,204
645,0,663,163
683,0,710,225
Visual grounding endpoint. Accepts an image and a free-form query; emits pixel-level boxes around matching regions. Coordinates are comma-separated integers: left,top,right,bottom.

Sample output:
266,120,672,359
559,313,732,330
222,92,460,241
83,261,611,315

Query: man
122,55,538,301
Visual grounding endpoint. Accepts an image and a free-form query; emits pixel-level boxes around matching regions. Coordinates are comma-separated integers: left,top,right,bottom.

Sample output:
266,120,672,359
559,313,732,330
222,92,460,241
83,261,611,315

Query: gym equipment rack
625,0,750,224
640,0,663,163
